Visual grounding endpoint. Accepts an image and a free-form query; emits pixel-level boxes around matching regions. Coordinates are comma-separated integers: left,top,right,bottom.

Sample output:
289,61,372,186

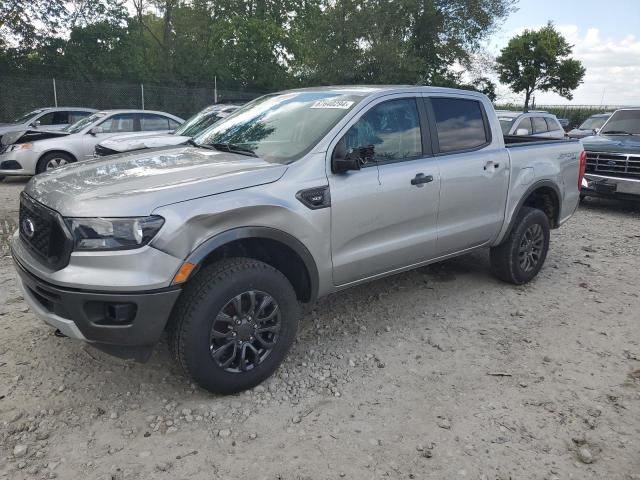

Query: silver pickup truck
10,86,585,394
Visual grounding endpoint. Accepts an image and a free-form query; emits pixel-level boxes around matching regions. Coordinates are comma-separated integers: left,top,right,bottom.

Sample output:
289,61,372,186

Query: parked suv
11,86,584,394
496,111,566,139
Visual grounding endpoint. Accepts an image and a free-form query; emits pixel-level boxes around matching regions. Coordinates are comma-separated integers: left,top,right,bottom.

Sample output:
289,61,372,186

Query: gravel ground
1,176,639,480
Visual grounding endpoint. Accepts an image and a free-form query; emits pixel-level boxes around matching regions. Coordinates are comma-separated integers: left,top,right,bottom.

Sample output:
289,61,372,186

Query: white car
496,111,566,139
0,109,183,178
95,104,239,156
0,107,96,136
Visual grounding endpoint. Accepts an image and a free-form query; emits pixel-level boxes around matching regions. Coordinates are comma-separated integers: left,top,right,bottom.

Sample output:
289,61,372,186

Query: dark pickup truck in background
581,108,640,201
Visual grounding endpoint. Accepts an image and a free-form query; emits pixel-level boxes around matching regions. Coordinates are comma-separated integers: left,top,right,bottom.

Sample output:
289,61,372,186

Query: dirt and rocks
0,176,639,479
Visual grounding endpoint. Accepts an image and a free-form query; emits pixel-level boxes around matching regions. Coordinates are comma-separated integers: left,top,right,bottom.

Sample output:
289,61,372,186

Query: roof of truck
280,85,488,99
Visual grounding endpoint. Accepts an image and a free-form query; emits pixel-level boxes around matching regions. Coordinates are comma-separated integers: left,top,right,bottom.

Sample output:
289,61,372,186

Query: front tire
36,152,75,173
168,258,300,395
490,207,550,285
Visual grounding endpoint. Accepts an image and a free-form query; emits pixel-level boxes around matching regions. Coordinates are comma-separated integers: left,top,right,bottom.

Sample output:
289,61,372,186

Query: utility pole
214,76,218,104
52,78,58,107
141,84,145,110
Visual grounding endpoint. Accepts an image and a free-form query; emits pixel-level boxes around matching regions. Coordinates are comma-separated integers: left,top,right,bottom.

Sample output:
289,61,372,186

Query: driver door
328,96,441,286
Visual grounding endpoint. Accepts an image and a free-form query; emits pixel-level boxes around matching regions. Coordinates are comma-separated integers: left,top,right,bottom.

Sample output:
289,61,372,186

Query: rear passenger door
328,95,441,285
532,117,551,137
424,95,510,256
544,117,565,139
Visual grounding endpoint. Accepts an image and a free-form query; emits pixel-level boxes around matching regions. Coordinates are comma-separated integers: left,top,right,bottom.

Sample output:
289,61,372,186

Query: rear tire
36,152,75,174
490,207,550,285
168,258,300,395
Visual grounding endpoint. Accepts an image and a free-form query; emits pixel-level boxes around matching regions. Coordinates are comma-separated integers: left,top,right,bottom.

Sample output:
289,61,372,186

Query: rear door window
544,117,560,131
532,117,548,133
141,113,171,131
69,111,92,123
430,97,488,153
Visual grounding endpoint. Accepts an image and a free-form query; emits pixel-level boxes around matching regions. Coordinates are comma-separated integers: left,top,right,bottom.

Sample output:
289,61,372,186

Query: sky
486,0,640,106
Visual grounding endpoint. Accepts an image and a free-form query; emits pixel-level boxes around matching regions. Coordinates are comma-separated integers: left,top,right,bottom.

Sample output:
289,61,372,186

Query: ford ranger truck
581,108,640,201
10,86,585,394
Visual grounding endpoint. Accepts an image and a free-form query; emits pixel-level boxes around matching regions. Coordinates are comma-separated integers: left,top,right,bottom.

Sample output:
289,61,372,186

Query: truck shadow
579,196,640,215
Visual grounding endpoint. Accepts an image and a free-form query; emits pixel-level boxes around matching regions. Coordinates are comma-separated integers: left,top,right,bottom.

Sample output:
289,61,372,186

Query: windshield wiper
601,130,635,135
186,138,216,150
210,142,258,157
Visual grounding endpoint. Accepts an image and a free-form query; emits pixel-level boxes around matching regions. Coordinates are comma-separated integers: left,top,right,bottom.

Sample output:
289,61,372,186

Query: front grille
585,151,640,179
94,144,119,156
18,193,73,270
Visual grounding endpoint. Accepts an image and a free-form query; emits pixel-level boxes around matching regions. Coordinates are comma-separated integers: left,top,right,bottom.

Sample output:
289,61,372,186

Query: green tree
496,22,586,111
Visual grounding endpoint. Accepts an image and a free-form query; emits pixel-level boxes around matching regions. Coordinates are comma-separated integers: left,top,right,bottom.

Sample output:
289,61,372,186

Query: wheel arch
38,149,78,168
501,180,561,242
184,227,319,303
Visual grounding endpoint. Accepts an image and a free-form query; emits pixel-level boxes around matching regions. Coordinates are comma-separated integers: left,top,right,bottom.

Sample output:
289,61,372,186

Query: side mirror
332,138,362,174
516,128,529,136
594,128,600,134
89,126,103,136
32,120,41,128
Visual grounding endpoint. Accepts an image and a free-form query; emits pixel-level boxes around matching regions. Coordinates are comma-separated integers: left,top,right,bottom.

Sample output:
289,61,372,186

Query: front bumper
13,254,182,361
0,149,38,176
582,174,640,200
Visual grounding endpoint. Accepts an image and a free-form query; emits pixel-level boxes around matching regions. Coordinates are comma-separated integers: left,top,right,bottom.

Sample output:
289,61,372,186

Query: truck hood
25,146,287,217
99,132,189,153
0,129,69,146
581,134,640,154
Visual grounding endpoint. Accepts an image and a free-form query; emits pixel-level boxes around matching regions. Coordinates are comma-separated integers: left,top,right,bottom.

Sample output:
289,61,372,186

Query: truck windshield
579,115,609,131
192,92,364,164
601,110,640,135
64,112,106,133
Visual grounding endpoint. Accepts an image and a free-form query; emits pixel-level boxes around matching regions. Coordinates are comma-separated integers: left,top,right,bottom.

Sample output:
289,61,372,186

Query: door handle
484,161,500,170
411,173,433,186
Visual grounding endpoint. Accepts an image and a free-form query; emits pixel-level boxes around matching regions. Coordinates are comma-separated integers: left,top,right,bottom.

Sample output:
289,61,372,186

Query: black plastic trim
185,226,320,302
503,180,563,238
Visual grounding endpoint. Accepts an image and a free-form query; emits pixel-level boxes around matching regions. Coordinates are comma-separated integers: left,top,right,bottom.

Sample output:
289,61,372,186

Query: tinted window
141,114,170,131
532,117,548,133
100,113,136,133
52,111,69,125
168,118,181,129
344,98,422,163
431,98,487,153
36,112,55,125
516,118,533,135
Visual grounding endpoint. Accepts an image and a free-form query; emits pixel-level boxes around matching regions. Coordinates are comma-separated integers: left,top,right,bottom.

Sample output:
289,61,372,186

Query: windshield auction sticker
310,100,355,109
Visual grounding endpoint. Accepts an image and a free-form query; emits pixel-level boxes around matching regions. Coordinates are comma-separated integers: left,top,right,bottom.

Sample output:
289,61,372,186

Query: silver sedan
0,109,183,178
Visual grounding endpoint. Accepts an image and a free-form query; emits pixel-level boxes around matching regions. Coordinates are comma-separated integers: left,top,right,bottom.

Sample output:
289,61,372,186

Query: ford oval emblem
22,218,35,238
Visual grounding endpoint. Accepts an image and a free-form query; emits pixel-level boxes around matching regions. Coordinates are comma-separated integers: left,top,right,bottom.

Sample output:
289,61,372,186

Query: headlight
7,143,32,152
65,216,165,251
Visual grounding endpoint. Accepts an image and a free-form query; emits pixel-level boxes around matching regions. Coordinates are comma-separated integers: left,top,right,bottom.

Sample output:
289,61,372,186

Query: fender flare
500,180,562,243
185,226,320,301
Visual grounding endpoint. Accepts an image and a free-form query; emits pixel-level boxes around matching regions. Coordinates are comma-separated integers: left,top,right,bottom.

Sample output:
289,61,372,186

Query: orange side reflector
172,262,196,284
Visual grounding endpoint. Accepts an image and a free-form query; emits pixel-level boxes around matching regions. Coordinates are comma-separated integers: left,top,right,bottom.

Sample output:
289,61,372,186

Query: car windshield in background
579,115,609,131
12,109,45,124
175,110,225,137
64,112,106,133
192,92,364,164
601,110,640,135
498,118,515,134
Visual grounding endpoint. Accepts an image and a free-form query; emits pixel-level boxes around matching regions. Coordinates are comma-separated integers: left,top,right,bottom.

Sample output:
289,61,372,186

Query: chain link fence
0,76,262,122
